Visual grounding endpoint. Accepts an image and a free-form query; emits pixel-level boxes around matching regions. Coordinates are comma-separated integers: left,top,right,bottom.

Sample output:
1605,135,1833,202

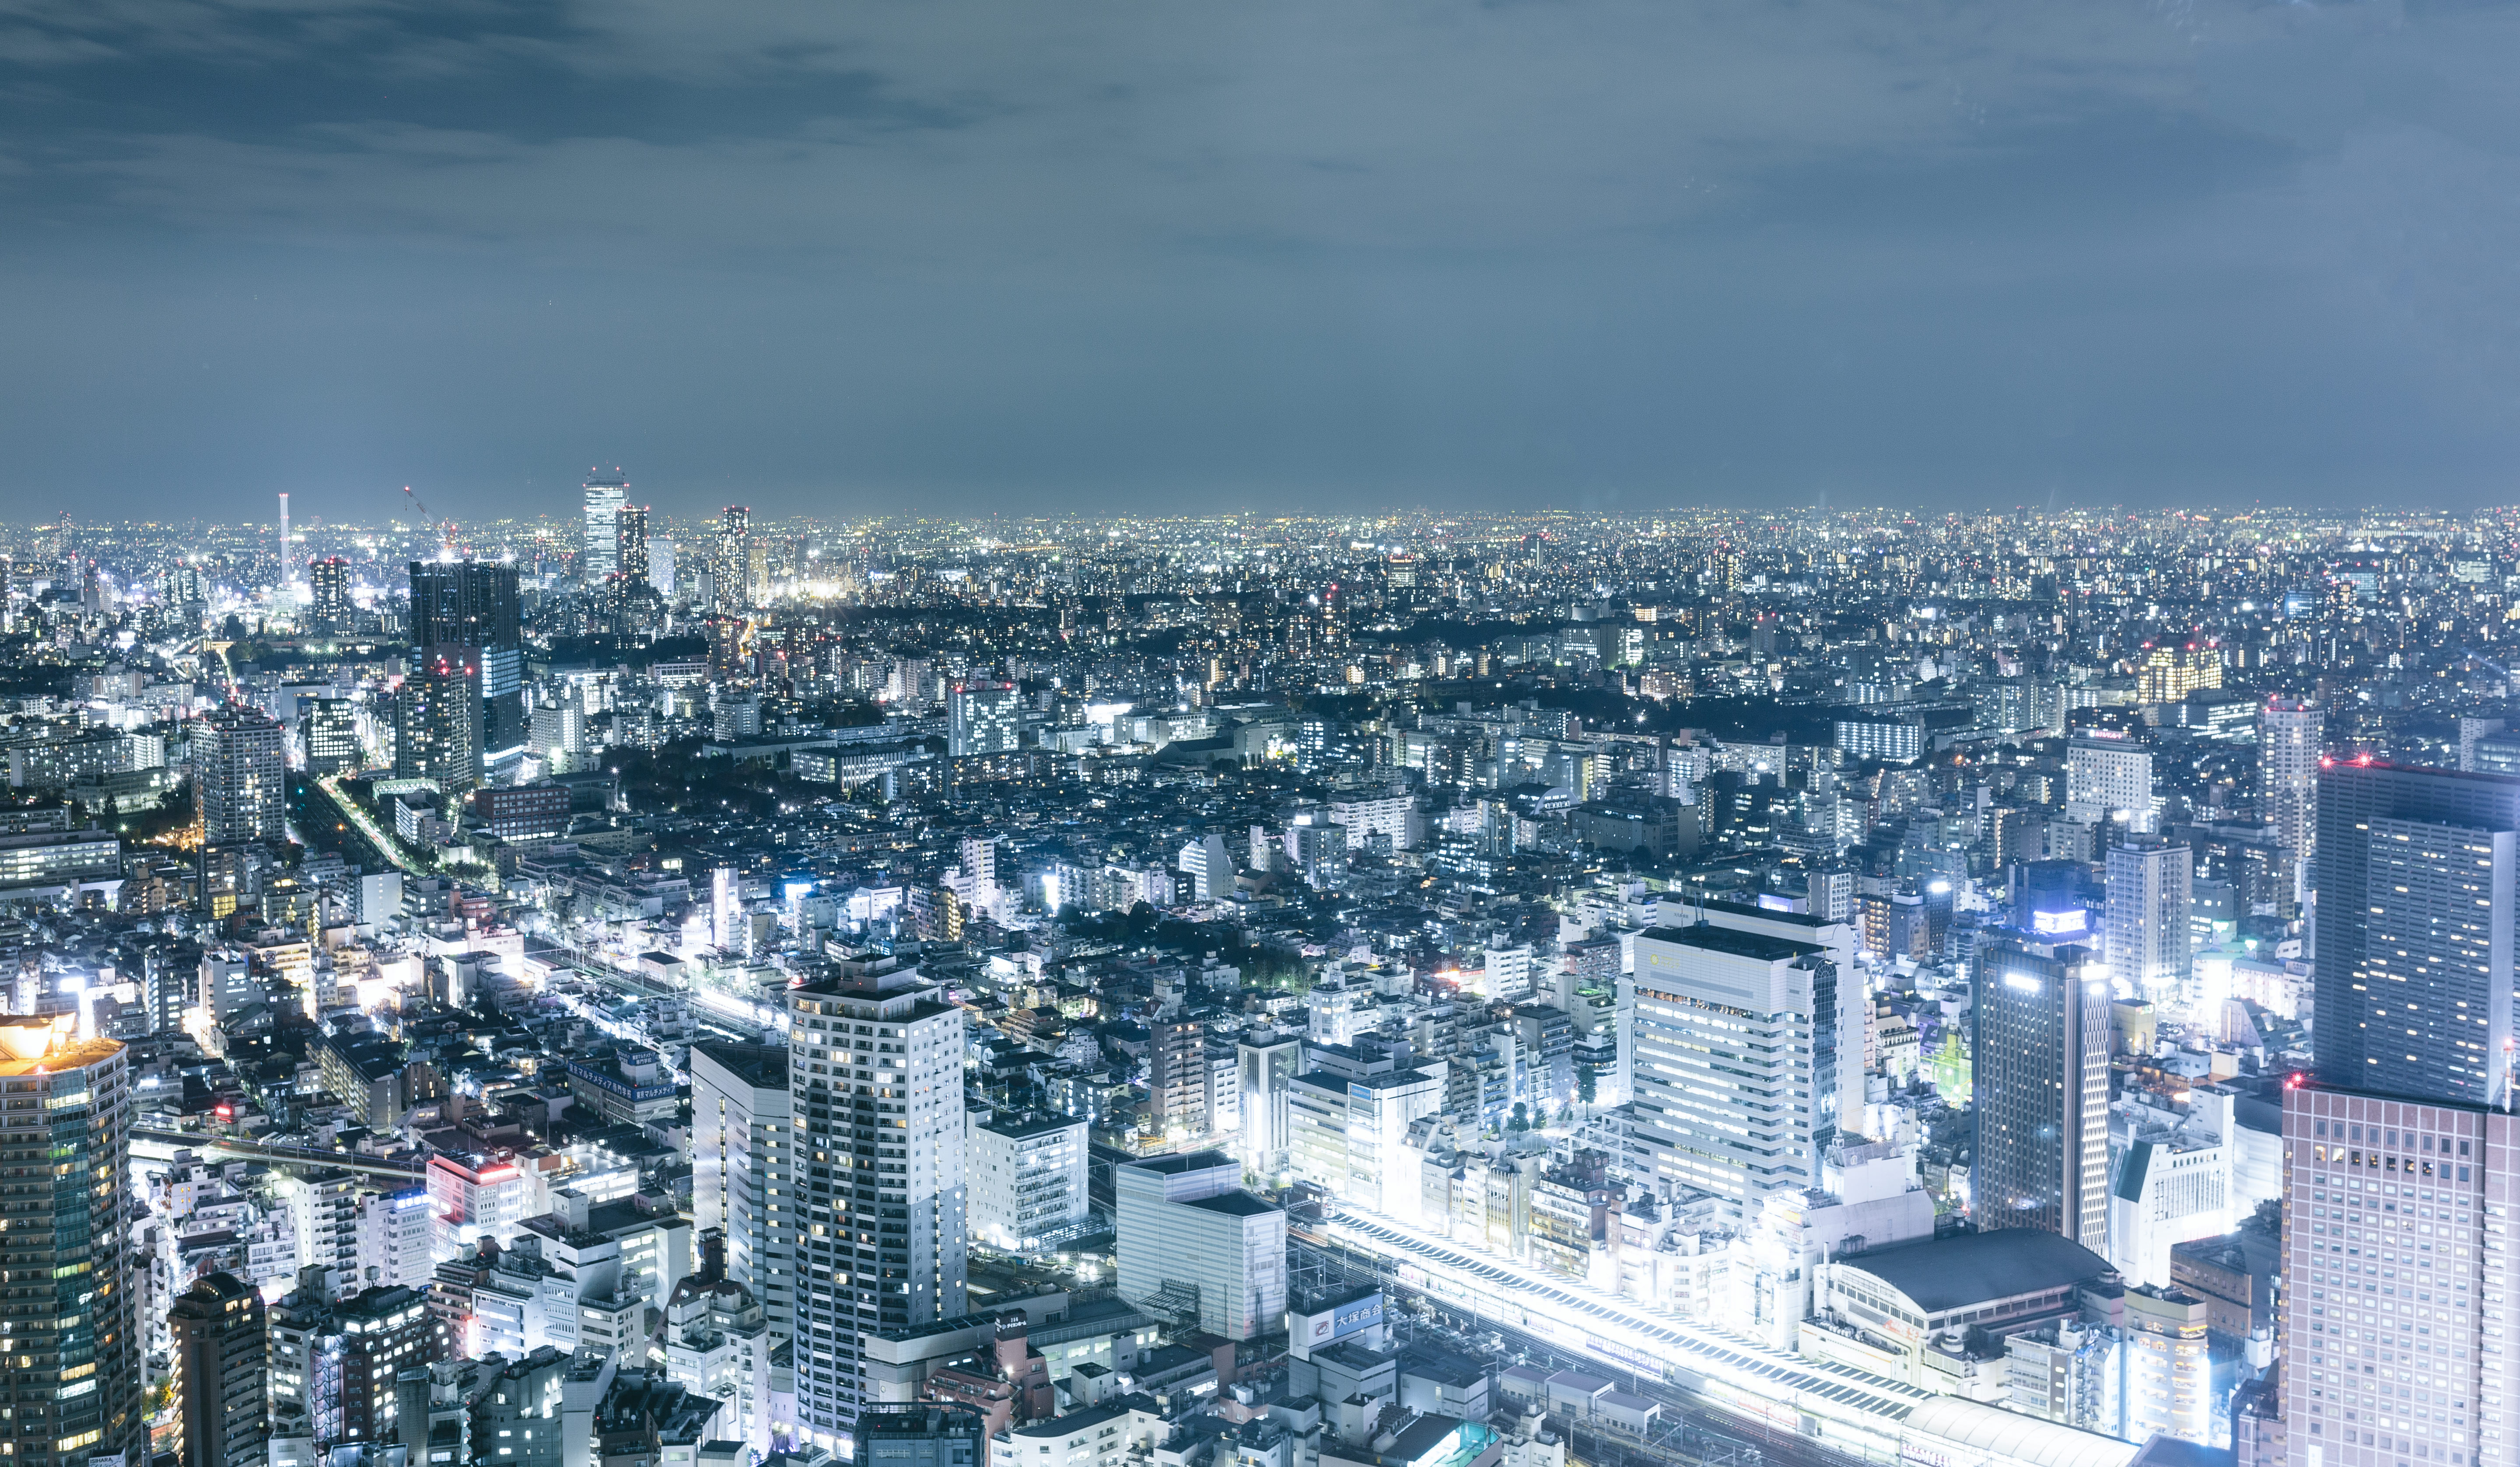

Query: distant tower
583,469,630,580
2261,698,2319,903
277,492,291,591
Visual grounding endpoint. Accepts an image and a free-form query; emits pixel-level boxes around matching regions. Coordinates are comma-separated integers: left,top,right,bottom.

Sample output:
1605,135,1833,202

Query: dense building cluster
10,496,2520,1467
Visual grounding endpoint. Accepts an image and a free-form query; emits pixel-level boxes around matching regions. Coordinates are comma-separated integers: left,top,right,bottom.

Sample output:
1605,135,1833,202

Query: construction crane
399,485,458,559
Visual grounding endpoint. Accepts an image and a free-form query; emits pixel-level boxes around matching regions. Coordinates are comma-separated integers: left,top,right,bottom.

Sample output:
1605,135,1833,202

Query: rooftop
1839,1229,2110,1315
1637,923,1823,962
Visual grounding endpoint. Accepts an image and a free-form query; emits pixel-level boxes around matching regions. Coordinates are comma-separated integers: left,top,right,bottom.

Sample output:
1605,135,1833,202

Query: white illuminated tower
2263,697,2320,902
582,470,630,580
785,965,967,1445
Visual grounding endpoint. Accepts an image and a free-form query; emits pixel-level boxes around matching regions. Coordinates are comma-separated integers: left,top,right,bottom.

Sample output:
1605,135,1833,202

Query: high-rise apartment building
717,506,751,611
196,705,287,845
1630,923,1834,1212
2263,698,2321,874
1970,936,2110,1249
406,560,524,757
2314,761,2520,1103
615,504,651,588
170,1271,266,1467
2279,1082,2513,1467
692,1041,794,1344
1146,1019,1210,1138
308,555,352,632
947,682,1023,757
0,1019,142,1467
392,650,482,794
582,472,629,580
2105,835,2194,1008
786,962,968,1446
2067,732,2156,832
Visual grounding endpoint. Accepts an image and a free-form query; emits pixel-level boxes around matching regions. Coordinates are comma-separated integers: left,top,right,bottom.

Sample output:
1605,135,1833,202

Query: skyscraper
393,650,482,793
786,962,968,1446
1970,935,2110,1249
946,682,1023,757
195,705,287,845
2315,761,2520,1104
718,506,750,611
1630,922,1832,1212
2263,697,2320,871
692,1041,794,1345
0,1017,144,1467
169,1272,266,1467
582,470,629,580
2279,1082,2511,1467
2104,835,2194,1007
406,560,525,758
615,504,651,588
308,555,351,632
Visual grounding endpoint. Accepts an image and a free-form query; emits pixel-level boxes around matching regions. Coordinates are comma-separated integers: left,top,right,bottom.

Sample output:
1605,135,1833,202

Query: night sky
4,0,2516,522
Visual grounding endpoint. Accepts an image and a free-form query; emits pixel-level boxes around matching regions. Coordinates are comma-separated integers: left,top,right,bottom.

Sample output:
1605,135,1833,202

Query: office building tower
691,1041,794,1344
582,472,629,580
615,504,651,588
164,562,207,631
2315,761,2520,1104
406,560,525,757
718,506,751,611
266,1277,429,1449
1631,923,1834,1212
786,962,968,1445
851,1405,985,1467
1237,1030,1302,1180
170,1272,266,1467
1113,1151,1286,1341
2279,1082,2513,1467
0,1020,142,1467
2263,698,2320,846
2104,835,2194,1007
392,650,482,794
649,539,677,596
301,697,361,775
308,556,352,632
1971,936,2110,1249
2066,732,2156,832
196,705,287,845
947,682,1023,757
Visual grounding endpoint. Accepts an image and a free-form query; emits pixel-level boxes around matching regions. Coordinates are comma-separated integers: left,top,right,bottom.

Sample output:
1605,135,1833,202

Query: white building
691,1040,794,1343
1631,923,1834,1212
2066,733,2156,832
1286,1042,1446,1220
355,1187,432,1289
283,1171,359,1277
967,1113,1088,1251
2104,836,2193,1009
427,1152,527,1262
1114,1151,1285,1341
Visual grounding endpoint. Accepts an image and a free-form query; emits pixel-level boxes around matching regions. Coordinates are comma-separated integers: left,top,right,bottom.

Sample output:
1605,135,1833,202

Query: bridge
130,1127,427,1181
